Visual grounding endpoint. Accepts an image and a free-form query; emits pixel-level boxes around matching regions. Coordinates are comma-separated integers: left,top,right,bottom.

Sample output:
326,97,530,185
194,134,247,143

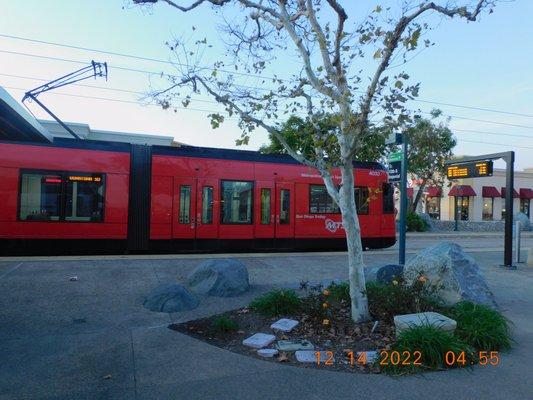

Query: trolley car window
65,175,105,222
221,180,253,224
179,185,191,224
309,185,340,214
280,189,290,224
202,186,213,224
355,186,369,215
19,171,105,222
260,188,271,224
382,183,395,214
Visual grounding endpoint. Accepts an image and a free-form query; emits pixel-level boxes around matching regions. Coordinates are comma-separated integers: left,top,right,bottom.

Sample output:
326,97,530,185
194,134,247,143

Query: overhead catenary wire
1,33,533,119
5,85,533,152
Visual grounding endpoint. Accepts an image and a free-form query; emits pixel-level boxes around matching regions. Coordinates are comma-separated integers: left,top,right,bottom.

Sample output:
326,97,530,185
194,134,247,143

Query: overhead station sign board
446,160,493,179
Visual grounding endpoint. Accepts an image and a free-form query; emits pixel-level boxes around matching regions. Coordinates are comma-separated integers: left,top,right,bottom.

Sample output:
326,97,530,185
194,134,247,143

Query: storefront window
221,180,253,224
454,196,470,221
426,197,441,220
520,198,530,217
482,197,494,221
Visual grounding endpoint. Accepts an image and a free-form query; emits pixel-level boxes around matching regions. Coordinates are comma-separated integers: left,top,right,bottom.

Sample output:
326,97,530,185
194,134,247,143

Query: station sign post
386,133,408,265
445,152,515,269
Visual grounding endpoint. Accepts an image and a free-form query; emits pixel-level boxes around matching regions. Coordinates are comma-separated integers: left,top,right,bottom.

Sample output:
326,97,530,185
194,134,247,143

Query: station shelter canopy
0,86,53,143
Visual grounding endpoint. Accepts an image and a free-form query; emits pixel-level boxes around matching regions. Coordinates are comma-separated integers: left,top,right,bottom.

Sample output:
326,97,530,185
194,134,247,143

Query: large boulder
365,264,404,284
143,283,199,313
188,259,250,297
403,242,496,307
418,213,433,231
515,212,531,231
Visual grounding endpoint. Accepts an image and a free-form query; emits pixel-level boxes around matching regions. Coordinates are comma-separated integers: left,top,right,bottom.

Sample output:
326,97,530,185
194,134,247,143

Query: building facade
409,168,533,223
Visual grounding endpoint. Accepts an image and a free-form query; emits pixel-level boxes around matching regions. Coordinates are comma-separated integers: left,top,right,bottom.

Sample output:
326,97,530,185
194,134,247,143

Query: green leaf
373,49,382,59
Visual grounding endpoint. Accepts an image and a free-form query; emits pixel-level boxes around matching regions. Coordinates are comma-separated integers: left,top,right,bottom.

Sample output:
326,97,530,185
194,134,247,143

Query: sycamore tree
131,0,496,322
406,109,456,212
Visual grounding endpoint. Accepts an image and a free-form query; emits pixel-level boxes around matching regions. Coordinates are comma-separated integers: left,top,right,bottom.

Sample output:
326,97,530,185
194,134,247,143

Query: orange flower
322,319,330,326
322,289,330,296
418,275,428,283
322,302,329,309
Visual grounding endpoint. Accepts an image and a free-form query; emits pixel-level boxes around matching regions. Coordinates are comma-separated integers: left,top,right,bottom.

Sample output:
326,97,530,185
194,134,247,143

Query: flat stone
257,348,278,358
296,350,332,364
143,283,199,313
242,333,276,349
270,318,299,332
276,339,314,352
394,311,457,336
187,259,249,297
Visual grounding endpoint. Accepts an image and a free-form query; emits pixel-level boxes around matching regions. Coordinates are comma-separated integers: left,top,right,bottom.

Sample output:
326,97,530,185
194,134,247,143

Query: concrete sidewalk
0,250,532,399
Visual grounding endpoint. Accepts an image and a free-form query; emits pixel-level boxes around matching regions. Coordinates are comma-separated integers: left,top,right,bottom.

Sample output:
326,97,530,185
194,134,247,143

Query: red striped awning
407,188,414,198
501,187,519,198
520,188,533,199
482,186,500,198
449,185,476,197
426,187,441,197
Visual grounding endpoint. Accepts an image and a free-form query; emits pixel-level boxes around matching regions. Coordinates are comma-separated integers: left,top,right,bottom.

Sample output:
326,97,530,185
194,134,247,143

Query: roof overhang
0,87,53,143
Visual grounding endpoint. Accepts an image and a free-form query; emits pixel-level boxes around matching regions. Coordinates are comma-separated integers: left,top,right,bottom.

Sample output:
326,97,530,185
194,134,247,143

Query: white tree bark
338,163,370,321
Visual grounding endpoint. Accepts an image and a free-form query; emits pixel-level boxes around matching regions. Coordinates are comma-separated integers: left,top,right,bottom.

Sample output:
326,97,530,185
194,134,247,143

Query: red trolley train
0,138,396,255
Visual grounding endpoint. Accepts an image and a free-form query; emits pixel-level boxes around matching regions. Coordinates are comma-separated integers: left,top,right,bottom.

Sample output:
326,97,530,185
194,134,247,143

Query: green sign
387,151,402,162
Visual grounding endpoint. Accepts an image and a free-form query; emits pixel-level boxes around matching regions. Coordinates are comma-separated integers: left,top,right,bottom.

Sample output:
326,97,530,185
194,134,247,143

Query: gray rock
276,339,314,352
188,259,250,297
143,283,199,313
418,213,433,231
365,264,404,284
515,212,531,231
403,242,496,307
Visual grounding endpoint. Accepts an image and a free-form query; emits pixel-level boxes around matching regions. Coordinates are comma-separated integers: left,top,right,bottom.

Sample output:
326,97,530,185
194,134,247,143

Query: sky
1,0,532,170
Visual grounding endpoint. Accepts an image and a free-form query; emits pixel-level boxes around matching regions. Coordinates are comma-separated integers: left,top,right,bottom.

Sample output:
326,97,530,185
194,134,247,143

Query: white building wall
407,168,533,223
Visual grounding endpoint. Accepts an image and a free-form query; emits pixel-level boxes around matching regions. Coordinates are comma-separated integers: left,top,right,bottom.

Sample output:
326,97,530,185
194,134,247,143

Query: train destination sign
446,160,493,179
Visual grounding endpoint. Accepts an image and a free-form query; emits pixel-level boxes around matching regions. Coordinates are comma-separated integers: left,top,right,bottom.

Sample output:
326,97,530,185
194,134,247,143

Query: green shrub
406,211,428,232
211,315,238,333
250,289,301,316
366,280,445,322
327,281,350,302
382,325,473,374
449,301,512,351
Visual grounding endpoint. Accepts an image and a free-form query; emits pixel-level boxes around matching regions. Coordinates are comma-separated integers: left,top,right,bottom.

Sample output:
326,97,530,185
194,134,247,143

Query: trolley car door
274,182,295,238
172,178,197,239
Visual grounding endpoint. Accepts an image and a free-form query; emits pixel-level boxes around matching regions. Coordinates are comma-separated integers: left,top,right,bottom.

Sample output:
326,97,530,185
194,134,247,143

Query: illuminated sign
446,161,493,179
68,175,103,183
44,176,62,184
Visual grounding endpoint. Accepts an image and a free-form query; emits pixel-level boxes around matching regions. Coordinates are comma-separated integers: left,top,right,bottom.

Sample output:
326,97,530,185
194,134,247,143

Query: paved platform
1,246,532,399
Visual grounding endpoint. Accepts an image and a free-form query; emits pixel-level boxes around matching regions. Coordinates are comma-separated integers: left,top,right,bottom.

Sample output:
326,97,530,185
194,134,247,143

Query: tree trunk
338,164,370,322
411,179,426,212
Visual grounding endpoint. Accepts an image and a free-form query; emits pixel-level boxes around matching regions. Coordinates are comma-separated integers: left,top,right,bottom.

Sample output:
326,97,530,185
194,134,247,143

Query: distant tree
131,0,496,322
405,110,456,212
259,115,387,163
